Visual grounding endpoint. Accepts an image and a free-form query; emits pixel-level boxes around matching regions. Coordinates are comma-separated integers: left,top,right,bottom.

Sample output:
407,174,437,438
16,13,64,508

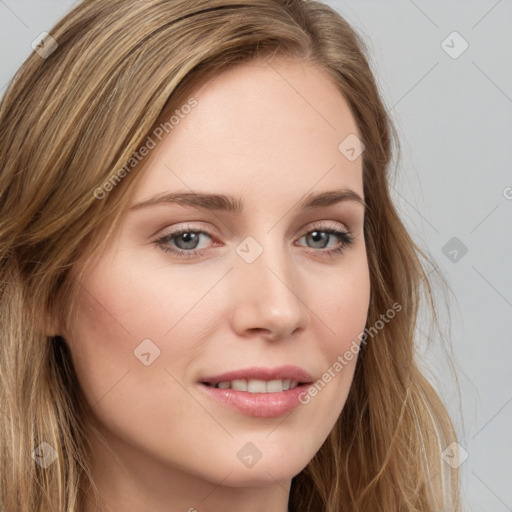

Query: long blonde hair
0,0,461,510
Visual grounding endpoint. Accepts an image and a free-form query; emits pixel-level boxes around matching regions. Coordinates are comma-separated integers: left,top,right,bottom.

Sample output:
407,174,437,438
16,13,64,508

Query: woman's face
62,57,370,498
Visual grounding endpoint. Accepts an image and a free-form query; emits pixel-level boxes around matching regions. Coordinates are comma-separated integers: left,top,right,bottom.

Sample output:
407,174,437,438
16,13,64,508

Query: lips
197,365,315,417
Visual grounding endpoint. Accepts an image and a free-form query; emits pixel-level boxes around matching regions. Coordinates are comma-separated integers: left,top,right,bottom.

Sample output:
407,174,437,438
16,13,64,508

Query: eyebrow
130,188,366,212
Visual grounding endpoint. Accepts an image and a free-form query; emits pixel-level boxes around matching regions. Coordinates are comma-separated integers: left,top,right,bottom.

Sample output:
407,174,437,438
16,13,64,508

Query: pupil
178,232,198,249
310,231,327,248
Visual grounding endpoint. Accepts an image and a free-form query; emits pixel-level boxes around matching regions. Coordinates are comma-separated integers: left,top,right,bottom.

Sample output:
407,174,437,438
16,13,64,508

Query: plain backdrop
1,1,511,510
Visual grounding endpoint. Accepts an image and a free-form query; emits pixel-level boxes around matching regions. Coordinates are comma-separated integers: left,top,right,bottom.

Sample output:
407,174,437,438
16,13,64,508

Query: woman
0,0,462,510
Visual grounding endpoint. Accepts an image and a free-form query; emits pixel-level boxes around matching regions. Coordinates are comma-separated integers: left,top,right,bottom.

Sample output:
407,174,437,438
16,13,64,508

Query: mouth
197,366,315,418
200,378,309,393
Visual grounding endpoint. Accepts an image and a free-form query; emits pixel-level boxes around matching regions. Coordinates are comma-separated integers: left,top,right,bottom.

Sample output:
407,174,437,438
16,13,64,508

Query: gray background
1,1,511,510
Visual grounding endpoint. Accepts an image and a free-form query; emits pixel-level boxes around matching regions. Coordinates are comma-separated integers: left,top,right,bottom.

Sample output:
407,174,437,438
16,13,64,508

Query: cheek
63,272,136,408
63,267,193,449
62,251,159,403
79,253,215,341
313,247,371,349
63,252,208,417
305,252,370,402
326,274,370,349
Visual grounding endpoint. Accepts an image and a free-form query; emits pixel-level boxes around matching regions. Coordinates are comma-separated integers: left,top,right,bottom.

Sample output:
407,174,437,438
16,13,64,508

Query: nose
229,238,309,342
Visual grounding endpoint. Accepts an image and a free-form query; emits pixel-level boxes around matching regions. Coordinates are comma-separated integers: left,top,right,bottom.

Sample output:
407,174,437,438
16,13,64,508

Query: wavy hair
0,0,461,510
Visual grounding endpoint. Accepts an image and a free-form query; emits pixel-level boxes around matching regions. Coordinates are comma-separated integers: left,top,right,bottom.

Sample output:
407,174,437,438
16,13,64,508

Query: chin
217,457,309,487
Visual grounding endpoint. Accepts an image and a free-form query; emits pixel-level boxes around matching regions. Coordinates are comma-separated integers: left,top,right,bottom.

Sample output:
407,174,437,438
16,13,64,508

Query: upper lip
199,365,314,385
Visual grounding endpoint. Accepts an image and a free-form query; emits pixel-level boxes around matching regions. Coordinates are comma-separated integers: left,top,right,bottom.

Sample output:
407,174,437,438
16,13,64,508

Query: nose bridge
229,233,309,339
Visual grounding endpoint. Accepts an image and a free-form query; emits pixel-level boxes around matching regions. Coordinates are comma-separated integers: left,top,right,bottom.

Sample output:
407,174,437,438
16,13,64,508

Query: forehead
130,57,364,208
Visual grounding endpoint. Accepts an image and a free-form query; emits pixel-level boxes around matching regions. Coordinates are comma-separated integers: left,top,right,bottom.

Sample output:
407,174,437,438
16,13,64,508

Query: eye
153,224,214,258
153,222,354,258
296,222,354,257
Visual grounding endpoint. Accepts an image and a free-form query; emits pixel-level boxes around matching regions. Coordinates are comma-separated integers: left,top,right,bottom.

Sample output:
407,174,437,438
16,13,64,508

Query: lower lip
198,383,311,418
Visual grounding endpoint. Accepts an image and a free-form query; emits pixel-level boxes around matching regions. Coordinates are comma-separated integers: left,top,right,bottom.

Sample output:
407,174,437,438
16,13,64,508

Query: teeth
231,379,247,391
248,379,267,393
212,379,301,392
266,379,284,392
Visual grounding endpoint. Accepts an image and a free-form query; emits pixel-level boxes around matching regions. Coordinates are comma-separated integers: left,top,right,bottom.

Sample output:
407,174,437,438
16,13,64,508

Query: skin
58,57,370,512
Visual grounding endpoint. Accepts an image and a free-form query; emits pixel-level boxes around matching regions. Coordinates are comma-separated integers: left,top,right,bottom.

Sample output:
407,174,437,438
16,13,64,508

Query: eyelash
153,222,354,259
